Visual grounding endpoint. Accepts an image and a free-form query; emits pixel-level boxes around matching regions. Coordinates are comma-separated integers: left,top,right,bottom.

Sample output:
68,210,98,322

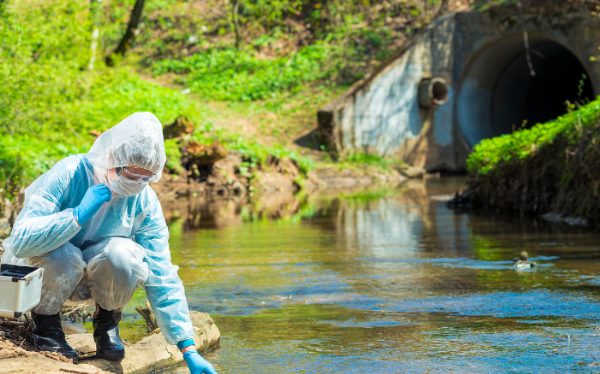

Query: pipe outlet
418,78,449,108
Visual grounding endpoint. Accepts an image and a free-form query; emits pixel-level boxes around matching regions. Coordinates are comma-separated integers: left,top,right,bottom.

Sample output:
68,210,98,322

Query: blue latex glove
72,184,111,225
183,350,217,374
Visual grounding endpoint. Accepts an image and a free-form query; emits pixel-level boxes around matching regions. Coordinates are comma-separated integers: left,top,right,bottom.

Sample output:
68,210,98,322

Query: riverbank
0,157,429,240
0,339,104,373
0,318,106,374
153,152,415,200
455,99,600,224
0,311,219,374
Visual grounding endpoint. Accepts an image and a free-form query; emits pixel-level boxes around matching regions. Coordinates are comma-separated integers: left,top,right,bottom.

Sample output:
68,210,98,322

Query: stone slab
66,311,220,374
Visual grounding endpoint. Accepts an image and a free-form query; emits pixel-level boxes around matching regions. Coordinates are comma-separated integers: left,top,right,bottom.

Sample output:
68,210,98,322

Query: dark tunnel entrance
457,37,594,147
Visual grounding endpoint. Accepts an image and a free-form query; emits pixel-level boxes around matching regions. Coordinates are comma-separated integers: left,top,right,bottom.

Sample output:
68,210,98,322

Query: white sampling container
0,264,44,318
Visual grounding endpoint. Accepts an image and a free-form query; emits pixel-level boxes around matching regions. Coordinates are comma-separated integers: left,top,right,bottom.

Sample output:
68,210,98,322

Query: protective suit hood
87,112,166,182
2,154,194,345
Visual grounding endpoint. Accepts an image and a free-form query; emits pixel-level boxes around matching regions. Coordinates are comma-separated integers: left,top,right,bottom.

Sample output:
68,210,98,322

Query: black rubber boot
31,312,78,362
93,304,125,361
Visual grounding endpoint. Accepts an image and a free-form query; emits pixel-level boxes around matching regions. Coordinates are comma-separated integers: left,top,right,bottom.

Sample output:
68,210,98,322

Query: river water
132,177,600,373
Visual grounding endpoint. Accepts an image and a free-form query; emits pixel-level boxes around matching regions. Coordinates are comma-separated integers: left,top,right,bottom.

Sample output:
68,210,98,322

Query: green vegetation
0,66,199,196
0,1,201,198
231,142,315,174
467,99,600,176
0,0,451,202
467,99,600,221
138,0,426,93
163,119,316,176
339,186,401,201
154,43,338,102
340,152,405,169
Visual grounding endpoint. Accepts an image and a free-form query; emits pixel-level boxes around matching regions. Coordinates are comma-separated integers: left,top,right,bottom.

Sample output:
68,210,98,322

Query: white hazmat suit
1,112,194,345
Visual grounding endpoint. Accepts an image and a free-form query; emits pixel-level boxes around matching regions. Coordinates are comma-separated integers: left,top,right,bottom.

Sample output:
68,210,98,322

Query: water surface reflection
153,178,600,373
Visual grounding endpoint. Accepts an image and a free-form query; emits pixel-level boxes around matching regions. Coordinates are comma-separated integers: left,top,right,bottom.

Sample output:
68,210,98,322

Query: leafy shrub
467,99,600,175
466,99,600,222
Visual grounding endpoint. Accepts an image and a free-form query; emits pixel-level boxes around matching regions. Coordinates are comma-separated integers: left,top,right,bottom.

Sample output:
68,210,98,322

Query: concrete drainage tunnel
457,36,594,148
317,12,600,171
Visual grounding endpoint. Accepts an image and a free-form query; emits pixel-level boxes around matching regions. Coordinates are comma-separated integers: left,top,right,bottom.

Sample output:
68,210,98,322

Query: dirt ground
0,339,106,373
0,310,219,374
0,316,104,373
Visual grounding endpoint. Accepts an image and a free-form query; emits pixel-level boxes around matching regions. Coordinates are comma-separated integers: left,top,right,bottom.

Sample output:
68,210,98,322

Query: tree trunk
232,0,241,50
88,0,101,71
105,0,146,66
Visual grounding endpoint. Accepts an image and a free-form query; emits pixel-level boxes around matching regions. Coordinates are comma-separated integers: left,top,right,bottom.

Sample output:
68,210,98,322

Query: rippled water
130,177,600,373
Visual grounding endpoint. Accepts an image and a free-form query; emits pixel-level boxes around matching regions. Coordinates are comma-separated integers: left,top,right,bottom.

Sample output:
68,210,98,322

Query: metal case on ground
0,264,44,318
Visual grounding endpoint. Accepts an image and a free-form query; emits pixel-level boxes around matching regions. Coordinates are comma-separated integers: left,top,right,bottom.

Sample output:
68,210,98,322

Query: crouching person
1,113,216,374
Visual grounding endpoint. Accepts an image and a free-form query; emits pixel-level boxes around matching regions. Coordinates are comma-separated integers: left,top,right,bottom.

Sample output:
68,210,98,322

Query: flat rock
66,311,220,374
398,166,426,179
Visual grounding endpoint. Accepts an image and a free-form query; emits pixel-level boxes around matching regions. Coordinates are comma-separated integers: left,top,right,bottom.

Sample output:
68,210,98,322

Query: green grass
339,187,401,202
0,66,203,197
467,99,600,175
195,84,348,150
340,152,405,169
0,0,438,203
0,1,208,198
136,0,410,94
153,43,340,102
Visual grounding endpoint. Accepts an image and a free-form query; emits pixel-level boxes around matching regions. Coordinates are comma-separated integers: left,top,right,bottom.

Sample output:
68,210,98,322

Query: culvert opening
457,37,594,147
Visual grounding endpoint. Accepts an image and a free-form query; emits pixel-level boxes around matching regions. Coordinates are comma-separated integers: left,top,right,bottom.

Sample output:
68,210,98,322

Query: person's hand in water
73,184,111,225
183,349,217,374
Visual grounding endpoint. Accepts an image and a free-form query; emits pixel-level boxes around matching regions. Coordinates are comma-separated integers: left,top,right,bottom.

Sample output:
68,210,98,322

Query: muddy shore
151,151,412,201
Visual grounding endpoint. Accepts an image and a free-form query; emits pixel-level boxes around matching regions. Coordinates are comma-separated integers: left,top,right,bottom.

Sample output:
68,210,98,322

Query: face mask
106,174,146,197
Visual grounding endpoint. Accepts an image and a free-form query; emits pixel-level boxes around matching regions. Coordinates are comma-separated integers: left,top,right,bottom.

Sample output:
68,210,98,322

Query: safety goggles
116,167,157,184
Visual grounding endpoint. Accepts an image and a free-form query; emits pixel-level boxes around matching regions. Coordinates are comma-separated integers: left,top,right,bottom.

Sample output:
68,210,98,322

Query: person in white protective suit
1,113,217,374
